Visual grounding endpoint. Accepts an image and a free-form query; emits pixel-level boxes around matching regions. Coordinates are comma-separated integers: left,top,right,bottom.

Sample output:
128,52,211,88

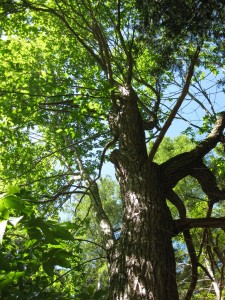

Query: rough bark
108,160,179,299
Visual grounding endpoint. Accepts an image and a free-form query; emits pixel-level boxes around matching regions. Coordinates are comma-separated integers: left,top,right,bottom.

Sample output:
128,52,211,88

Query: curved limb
161,112,225,189
167,190,198,300
190,161,225,204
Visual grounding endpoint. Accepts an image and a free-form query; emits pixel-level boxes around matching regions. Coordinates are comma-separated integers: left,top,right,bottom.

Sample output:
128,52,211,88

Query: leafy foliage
0,187,86,299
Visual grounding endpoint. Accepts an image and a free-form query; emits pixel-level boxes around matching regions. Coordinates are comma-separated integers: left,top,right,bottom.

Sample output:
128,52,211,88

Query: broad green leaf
51,224,74,241
27,227,43,240
0,220,7,244
43,260,54,277
3,195,23,211
54,256,71,269
0,202,9,220
7,185,20,195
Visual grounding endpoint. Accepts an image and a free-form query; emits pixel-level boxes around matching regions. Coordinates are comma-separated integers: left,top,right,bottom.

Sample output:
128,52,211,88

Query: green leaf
43,260,54,277
51,224,74,241
86,285,95,295
7,185,20,195
56,128,63,133
41,227,58,244
55,256,71,269
93,289,108,299
76,292,91,299
0,220,7,244
27,227,43,240
0,202,9,219
0,271,24,291
29,217,58,244
3,195,23,211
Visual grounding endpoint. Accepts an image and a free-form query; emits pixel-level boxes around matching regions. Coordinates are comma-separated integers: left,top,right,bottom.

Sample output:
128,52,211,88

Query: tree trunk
108,86,179,299
107,159,178,299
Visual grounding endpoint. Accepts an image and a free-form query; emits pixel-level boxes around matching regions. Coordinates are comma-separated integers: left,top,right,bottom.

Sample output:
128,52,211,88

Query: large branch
174,217,225,233
148,46,201,161
167,189,186,218
161,112,225,189
190,161,225,204
183,229,198,300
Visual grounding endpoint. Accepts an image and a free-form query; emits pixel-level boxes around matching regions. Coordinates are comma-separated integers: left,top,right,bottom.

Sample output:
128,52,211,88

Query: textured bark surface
108,161,179,299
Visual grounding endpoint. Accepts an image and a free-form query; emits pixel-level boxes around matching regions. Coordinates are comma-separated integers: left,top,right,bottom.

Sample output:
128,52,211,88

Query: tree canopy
0,0,225,299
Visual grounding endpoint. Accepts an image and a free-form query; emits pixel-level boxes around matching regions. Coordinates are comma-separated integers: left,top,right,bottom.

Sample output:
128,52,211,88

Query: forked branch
161,112,225,189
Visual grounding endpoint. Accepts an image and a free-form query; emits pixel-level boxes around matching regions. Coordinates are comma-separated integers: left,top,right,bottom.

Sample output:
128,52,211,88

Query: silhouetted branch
174,217,225,233
161,111,225,189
